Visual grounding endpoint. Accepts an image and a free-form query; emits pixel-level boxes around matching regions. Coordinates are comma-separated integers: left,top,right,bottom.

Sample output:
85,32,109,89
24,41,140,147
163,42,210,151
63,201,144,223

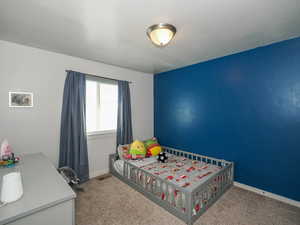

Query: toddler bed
109,146,234,225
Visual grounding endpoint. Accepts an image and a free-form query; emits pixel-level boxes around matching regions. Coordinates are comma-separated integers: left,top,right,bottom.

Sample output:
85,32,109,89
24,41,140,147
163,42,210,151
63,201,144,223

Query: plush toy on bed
128,140,146,160
144,137,162,157
157,151,168,163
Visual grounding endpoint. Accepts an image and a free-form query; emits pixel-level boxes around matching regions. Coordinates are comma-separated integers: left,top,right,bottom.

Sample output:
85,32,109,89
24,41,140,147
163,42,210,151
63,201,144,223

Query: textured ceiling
0,0,299,74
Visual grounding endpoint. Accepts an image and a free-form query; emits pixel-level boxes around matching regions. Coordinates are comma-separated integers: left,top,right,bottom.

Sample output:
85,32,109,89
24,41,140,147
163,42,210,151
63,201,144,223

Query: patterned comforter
138,154,221,191
119,154,225,214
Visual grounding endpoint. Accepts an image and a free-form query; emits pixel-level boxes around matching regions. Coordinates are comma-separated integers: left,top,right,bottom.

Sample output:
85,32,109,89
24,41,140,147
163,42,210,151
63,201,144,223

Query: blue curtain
116,81,133,153
59,71,89,183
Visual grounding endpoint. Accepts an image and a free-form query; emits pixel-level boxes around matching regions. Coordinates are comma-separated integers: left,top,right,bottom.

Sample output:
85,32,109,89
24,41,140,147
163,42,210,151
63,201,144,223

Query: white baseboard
234,181,300,208
89,169,109,179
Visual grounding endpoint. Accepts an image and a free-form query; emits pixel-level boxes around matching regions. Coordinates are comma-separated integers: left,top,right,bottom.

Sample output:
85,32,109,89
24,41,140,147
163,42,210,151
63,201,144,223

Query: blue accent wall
154,37,300,201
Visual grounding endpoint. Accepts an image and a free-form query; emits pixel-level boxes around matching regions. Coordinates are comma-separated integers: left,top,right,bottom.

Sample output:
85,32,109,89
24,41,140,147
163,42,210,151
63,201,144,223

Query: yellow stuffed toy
129,140,146,159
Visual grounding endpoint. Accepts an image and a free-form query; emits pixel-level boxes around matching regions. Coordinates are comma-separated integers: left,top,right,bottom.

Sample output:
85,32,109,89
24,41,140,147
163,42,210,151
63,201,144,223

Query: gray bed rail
109,146,233,225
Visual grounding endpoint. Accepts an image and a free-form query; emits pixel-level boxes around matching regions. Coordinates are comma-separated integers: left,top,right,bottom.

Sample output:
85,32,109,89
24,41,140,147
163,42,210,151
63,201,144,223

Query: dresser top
0,153,76,225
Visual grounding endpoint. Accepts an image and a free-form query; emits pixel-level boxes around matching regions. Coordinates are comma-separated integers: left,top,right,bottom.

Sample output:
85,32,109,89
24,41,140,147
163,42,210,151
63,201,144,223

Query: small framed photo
9,92,33,107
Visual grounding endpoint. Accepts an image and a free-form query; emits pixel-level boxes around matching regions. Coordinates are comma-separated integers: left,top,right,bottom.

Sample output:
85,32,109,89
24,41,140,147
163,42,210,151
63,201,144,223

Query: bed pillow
117,144,130,160
144,137,162,157
129,140,146,159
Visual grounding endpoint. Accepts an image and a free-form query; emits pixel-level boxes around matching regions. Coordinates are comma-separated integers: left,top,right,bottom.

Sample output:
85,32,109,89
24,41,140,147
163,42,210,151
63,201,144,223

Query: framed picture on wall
9,91,33,107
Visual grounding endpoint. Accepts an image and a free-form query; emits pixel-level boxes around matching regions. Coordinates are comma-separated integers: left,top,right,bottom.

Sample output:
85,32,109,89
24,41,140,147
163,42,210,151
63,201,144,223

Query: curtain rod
65,70,133,84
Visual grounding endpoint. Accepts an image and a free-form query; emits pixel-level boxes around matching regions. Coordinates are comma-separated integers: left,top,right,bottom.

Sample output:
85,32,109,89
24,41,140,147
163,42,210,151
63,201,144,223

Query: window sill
87,130,116,140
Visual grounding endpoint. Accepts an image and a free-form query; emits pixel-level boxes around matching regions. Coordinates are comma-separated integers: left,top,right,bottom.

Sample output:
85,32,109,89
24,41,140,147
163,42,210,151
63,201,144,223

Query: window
86,79,118,134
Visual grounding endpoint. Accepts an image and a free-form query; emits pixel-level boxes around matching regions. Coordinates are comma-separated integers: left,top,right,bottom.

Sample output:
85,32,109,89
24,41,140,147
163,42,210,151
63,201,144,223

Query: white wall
0,40,153,177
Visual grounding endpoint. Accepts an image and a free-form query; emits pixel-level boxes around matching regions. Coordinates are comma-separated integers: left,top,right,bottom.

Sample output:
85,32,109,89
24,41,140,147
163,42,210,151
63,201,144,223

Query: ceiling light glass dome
147,23,176,47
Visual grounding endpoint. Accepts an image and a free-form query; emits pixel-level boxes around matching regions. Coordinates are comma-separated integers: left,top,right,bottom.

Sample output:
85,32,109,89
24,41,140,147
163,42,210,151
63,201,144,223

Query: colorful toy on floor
157,151,168,163
144,137,162,156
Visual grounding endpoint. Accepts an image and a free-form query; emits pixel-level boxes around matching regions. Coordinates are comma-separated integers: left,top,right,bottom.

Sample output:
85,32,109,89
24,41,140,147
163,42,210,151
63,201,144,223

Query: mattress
114,154,221,192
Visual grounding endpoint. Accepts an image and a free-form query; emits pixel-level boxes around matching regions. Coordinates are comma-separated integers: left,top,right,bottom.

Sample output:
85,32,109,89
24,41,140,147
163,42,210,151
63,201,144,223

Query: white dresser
0,153,76,225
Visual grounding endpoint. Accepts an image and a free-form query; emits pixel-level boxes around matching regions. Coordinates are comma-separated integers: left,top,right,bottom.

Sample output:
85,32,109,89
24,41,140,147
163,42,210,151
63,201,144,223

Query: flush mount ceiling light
147,23,176,47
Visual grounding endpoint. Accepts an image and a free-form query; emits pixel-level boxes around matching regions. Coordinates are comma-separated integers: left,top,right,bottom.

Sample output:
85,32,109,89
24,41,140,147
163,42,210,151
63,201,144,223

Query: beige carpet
76,176,300,225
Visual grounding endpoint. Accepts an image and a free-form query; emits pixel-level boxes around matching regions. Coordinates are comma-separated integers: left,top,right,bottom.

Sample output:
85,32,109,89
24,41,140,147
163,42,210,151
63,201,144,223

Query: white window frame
86,77,118,137
87,130,116,139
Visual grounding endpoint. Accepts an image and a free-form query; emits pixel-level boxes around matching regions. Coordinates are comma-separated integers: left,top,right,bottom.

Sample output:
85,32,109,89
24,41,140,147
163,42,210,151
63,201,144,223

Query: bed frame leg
186,192,193,225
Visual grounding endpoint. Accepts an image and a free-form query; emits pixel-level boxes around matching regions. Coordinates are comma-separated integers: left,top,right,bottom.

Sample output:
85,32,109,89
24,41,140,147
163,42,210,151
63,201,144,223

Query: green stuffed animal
144,137,162,156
